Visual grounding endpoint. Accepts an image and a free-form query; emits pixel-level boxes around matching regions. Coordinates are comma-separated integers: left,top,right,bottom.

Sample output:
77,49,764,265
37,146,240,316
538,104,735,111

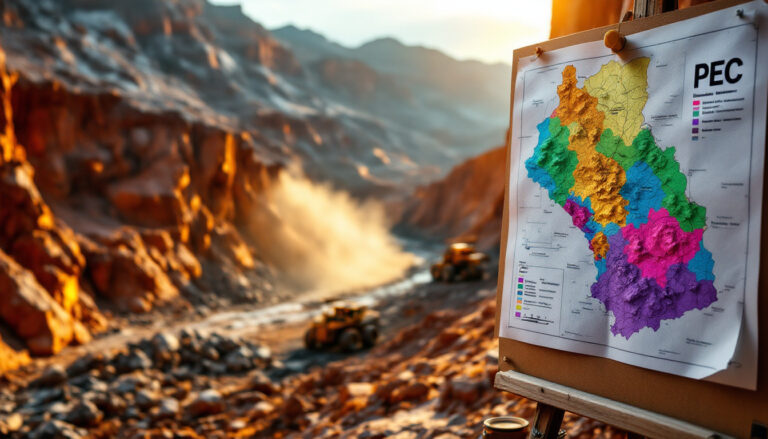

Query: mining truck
430,242,490,282
305,303,380,352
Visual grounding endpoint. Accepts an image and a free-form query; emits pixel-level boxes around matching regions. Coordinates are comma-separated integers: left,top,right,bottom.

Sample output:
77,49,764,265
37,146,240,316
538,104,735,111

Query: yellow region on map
590,232,609,260
584,57,650,146
554,65,628,227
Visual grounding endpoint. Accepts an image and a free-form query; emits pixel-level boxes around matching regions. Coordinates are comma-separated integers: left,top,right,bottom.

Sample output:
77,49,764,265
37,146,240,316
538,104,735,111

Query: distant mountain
274,25,511,170
272,25,352,63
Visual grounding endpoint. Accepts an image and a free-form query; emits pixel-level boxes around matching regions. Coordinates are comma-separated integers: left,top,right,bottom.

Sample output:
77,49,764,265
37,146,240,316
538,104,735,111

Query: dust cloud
249,172,415,298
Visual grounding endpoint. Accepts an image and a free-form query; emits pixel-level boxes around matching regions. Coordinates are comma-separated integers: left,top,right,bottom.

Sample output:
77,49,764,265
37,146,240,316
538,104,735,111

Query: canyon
0,0,510,369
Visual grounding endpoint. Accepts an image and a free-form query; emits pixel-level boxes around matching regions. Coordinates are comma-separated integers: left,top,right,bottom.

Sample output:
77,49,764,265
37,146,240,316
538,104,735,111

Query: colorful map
524,58,717,339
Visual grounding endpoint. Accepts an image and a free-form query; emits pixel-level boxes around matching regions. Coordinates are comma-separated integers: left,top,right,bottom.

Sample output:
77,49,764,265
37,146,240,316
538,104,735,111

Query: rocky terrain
0,276,627,439
0,0,512,371
399,146,506,252
0,0,651,437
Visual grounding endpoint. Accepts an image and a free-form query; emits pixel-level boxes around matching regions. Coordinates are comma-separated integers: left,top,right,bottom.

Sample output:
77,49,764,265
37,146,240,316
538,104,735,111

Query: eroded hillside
0,0,509,370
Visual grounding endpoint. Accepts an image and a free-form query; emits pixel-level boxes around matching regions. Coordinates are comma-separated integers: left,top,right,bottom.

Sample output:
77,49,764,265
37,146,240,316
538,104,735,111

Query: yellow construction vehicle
430,242,489,282
305,303,380,352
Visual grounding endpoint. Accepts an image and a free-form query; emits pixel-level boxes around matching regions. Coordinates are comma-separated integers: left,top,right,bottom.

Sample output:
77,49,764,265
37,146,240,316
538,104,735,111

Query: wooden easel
496,1,747,438
494,370,733,439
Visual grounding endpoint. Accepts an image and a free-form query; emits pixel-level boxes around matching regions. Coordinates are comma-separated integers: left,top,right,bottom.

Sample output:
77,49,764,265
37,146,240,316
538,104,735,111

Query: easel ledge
494,370,733,439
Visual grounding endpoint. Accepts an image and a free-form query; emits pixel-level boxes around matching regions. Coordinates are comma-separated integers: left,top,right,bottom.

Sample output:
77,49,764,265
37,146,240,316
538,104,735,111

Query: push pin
736,9,744,18
603,29,626,53
535,46,544,58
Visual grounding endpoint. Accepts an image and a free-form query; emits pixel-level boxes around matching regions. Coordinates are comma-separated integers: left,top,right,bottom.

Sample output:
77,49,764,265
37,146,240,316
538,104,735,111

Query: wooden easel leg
527,402,565,439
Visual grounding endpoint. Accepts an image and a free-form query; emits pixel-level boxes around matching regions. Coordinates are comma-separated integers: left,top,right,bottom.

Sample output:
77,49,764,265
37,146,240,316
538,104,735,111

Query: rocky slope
0,0,509,371
0,286,626,438
400,146,507,252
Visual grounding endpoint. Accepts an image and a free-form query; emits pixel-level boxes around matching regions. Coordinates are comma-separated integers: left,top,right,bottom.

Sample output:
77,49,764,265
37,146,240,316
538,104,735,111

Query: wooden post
633,0,678,19
528,403,565,439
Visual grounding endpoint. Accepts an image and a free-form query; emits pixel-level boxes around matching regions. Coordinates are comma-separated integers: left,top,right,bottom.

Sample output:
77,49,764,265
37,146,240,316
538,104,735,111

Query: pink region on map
621,208,703,287
563,199,591,230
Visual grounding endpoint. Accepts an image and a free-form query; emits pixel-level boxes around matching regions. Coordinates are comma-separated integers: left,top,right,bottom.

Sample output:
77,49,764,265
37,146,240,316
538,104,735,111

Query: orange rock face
0,32,270,366
0,249,90,355
0,47,101,363
401,146,507,252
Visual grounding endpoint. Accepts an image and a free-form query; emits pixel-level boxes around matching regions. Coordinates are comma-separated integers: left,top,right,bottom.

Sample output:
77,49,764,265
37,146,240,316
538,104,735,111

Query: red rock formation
0,47,103,363
401,146,506,251
0,27,271,367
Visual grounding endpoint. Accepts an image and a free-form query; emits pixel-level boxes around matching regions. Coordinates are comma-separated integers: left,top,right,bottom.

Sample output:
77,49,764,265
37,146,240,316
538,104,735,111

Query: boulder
187,389,224,416
0,413,22,434
31,364,67,387
224,345,253,372
155,398,179,420
0,250,88,355
0,335,30,373
66,353,106,377
106,155,191,228
64,401,103,427
339,382,374,404
95,393,126,418
113,348,152,373
79,232,179,313
249,371,276,395
31,420,87,439
134,389,160,410
389,382,429,404
282,394,312,417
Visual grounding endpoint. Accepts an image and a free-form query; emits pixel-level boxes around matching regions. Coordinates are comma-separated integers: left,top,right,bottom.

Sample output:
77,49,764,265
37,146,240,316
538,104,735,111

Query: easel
494,370,733,439
494,1,764,438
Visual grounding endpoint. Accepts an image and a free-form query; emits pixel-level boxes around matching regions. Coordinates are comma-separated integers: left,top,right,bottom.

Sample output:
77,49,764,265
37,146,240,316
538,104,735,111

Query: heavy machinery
431,242,489,282
305,303,380,352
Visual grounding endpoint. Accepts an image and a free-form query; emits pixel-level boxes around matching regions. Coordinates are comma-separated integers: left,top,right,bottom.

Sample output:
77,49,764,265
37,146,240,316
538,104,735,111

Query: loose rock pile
0,330,279,438
0,300,627,438
245,298,626,439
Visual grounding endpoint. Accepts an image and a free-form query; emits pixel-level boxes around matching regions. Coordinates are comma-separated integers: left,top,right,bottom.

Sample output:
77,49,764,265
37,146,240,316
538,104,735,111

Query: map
525,58,717,339
499,2,768,390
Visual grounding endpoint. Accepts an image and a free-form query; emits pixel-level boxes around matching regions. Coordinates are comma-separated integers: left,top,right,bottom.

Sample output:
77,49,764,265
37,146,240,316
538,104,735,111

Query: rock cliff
0,0,508,370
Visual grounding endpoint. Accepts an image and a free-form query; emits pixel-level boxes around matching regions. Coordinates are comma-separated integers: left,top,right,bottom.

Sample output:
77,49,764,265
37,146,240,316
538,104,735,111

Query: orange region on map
554,65,628,228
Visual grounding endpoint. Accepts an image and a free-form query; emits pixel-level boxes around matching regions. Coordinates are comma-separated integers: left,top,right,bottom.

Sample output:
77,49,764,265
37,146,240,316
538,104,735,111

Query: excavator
430,242,489,282
305,303,380,352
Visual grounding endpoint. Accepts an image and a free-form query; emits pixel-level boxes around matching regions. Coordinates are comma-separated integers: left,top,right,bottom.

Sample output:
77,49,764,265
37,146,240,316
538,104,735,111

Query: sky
209,0,551,64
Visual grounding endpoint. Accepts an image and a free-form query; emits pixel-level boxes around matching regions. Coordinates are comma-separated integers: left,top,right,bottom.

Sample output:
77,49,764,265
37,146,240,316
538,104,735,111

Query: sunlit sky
209,0,551,64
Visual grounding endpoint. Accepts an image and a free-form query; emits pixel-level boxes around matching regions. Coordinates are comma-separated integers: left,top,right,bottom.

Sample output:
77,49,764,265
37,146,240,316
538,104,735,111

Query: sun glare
212,0,552,63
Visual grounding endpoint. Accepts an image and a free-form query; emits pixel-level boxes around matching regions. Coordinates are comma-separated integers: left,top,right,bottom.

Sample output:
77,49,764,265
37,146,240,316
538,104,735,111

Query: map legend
692,99,700,140
510,266,563,333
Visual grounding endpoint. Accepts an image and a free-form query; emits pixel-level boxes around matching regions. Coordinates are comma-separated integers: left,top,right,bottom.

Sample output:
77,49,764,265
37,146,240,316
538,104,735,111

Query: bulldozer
305,303,380,352
431,242,489,282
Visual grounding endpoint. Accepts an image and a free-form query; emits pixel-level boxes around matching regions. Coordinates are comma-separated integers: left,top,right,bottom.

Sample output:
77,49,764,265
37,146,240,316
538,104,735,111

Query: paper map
500,1,768,389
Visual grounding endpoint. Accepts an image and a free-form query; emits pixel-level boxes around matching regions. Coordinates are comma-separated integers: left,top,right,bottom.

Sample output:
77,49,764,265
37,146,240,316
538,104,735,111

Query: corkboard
495,1,768,437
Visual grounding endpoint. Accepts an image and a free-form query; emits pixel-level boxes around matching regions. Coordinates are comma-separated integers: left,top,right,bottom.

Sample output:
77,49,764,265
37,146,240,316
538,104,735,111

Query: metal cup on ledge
482,416,530,439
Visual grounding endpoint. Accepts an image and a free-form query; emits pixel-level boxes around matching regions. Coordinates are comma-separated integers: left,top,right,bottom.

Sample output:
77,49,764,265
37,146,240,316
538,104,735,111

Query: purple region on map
590,233,717,338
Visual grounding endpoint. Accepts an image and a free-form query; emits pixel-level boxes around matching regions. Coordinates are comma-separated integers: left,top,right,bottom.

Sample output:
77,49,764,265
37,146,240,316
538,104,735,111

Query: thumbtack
736,9,744,18
535,47,544,58
603,29,626,53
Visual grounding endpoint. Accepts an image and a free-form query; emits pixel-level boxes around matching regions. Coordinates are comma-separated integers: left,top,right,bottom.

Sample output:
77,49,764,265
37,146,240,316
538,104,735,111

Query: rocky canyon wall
0,43,281,370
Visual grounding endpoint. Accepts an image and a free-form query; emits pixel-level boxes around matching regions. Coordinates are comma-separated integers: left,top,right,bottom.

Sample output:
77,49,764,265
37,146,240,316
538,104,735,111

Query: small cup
482,416,530,439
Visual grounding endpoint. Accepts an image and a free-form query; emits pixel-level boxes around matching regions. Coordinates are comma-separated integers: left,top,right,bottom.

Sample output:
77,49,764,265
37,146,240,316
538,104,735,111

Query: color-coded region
584,58,651,146
524,57,716,338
